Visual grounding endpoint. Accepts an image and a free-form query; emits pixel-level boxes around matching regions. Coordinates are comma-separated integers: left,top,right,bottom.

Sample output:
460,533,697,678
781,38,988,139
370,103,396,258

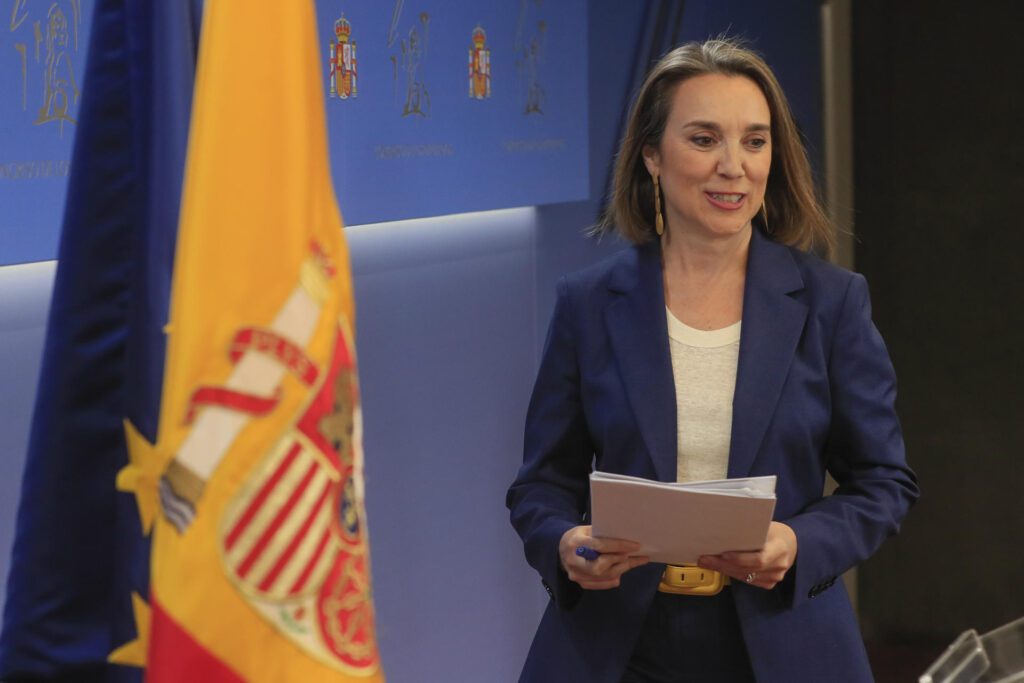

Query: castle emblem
468,25,491,100
329,14,357,99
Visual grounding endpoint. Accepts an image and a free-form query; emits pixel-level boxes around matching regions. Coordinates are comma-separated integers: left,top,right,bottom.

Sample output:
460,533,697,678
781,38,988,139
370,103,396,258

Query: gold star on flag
116,419,163,534
107,591,151,668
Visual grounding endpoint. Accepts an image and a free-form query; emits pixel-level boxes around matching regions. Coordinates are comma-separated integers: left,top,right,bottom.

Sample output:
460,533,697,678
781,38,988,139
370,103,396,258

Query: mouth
704,192,746,210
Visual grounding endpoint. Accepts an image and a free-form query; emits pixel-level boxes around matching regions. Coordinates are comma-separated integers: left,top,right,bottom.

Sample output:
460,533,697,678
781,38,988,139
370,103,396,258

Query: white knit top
666,308,741,483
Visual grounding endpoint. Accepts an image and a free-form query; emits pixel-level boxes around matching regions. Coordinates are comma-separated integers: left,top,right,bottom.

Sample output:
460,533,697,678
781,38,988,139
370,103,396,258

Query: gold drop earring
654,174,664,236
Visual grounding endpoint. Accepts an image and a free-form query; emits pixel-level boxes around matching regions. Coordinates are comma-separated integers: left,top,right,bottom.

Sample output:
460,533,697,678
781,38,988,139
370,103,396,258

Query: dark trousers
621,588,756,683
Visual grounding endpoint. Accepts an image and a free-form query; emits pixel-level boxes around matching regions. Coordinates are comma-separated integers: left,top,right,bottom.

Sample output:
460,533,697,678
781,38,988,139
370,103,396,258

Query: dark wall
853,0,1024,642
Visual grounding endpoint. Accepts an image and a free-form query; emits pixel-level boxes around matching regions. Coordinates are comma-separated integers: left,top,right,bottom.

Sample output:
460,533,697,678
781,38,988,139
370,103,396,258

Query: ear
641,144,660,178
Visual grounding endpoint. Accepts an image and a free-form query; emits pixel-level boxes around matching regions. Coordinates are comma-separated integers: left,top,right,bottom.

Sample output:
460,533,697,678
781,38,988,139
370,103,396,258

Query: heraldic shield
218,319,377,674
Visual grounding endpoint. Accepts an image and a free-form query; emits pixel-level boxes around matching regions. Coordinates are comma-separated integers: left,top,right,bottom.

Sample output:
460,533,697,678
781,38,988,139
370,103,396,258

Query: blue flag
0,1,201,680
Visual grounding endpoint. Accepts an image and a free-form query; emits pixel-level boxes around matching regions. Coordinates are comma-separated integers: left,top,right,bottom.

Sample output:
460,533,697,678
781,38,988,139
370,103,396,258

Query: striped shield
219,325,357,604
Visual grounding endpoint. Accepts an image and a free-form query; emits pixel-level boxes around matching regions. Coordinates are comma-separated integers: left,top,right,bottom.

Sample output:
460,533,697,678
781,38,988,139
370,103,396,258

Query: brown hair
598,38,833,256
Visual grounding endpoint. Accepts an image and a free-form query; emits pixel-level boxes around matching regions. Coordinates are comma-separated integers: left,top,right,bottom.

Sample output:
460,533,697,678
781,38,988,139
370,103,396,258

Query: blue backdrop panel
0,0,93,266
317,0,589,225
1,0,589,264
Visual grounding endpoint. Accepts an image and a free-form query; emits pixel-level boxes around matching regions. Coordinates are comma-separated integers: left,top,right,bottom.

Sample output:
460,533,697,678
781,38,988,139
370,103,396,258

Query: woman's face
643,73,771,243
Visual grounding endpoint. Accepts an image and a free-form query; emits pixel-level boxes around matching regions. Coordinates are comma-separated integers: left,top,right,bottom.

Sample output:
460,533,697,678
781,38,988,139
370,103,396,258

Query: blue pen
575,546,600,561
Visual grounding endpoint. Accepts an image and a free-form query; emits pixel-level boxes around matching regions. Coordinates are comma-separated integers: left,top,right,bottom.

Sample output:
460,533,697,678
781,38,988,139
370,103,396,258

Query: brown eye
691,135,715,147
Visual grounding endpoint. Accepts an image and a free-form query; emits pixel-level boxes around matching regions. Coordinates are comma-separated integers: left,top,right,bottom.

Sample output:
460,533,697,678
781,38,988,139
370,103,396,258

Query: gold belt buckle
658,564,730,596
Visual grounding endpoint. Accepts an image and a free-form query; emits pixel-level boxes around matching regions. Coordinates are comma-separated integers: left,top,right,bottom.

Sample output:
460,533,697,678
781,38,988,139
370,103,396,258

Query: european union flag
0,1,201,680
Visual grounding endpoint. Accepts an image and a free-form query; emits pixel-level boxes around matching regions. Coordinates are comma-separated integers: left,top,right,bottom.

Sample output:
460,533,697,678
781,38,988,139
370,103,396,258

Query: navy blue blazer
507,229,919,683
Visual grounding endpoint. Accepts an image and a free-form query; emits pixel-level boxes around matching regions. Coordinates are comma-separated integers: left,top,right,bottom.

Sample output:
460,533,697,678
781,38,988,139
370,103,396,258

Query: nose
716,143,745,179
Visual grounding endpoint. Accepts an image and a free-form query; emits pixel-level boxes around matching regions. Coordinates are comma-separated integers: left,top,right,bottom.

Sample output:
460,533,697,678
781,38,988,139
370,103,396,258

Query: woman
506,39,918,683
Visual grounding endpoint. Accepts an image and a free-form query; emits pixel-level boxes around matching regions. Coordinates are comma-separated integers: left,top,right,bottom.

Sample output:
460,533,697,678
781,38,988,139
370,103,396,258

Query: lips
704,191,746,210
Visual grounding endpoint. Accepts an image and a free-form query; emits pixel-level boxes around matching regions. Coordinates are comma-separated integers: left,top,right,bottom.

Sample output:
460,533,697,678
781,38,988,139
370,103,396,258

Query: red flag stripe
288,526,334,595
236,460,320,579
256,478,333,592
147,595,246,683
225,441,302,550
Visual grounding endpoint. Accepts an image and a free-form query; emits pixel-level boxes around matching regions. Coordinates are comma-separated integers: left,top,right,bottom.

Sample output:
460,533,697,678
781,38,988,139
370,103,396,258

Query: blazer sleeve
784,272,920,608
506,277,594,609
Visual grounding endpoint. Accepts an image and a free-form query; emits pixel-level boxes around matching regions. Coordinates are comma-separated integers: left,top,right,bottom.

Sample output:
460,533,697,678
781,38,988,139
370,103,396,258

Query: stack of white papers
589,471,777,565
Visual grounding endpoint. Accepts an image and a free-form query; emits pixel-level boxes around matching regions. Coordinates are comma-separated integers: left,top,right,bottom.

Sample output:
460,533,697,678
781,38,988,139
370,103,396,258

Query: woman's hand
558,525,649,590
697,521,798,590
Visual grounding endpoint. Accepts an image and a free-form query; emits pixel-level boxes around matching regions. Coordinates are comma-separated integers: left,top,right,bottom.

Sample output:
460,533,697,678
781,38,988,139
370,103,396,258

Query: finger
576,553,648,583
604,555,649,574
717,550,766,568
699,556,765,585
576,552,631,576
628,556,650,569
578,578,621,590
592,551,646,576
587,536,643,554
563,532,641,567
716,549,792,578
602,555,644,578
562,526,594,547
696,555,724,572
741,566,788,588
572,540,644,569
567,567,621,588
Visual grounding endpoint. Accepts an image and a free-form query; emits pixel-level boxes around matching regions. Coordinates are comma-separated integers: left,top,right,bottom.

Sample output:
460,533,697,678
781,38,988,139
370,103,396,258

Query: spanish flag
114,1,383,680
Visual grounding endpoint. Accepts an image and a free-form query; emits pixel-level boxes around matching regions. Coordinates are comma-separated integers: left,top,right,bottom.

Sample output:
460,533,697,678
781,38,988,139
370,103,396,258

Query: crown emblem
334,15,351,43
472,25,486,49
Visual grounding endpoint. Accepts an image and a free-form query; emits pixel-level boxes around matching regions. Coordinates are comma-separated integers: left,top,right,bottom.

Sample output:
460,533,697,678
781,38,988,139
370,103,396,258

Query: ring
745,572,756,584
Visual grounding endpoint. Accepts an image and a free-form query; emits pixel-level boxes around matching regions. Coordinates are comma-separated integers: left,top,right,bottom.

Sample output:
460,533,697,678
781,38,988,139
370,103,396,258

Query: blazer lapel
605,244,678,483
728,230,807,478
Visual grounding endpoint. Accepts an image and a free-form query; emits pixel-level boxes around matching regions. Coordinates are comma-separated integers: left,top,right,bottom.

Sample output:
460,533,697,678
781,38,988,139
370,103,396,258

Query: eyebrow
682,120,771,133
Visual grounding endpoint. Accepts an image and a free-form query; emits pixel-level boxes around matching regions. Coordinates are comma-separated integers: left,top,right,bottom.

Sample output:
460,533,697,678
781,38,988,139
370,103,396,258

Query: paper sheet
589,471,777,565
